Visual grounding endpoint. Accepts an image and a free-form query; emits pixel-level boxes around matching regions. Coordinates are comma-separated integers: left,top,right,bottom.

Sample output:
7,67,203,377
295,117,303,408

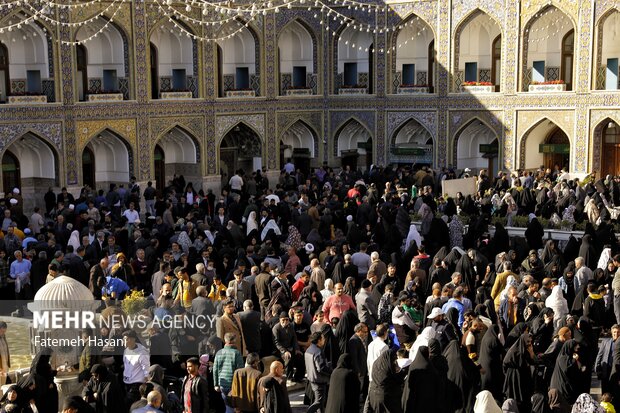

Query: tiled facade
0,0,618,195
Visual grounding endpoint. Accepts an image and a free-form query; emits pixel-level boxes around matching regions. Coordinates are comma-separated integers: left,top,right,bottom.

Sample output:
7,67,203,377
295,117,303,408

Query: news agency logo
33,310,97,329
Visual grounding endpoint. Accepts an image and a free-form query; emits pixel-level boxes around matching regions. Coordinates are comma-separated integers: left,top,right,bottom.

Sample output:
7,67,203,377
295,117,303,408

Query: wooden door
602,124,620,176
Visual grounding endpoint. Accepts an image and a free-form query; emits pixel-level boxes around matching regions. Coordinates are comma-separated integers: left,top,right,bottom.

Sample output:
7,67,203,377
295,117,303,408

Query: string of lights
0,0,581,49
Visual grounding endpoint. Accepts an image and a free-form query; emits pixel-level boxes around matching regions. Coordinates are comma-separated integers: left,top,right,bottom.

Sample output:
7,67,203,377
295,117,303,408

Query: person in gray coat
355,279,378,331
596,324,620,394
304,332,333,413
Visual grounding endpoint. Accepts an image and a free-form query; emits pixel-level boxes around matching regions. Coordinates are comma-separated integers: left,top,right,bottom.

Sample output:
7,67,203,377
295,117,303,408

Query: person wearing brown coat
216,299,248,356
229,353,262,413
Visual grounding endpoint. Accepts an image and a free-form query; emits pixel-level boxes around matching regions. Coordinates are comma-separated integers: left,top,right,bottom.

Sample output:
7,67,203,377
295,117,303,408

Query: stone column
55,374,82,412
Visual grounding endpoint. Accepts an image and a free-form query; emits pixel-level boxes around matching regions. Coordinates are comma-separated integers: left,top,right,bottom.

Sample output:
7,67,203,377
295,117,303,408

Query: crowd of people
0,161,618,413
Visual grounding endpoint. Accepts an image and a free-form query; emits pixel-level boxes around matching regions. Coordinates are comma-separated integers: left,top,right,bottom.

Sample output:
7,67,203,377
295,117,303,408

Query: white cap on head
427,307,445,319
9,199,17,205
464,168,471,173
69,204,75,210
305,243,315,254
12,188,19,194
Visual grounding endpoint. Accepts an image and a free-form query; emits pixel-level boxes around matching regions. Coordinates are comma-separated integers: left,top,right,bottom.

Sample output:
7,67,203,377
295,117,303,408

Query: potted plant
529,79,566,92
461,81,494,93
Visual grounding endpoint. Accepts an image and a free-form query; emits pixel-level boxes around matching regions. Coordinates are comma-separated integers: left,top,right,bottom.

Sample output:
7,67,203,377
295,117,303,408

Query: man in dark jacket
347,323,369,390
238,300,262,355
180,357,209,413
597,325,620,394
304,332,333,412
147,364,170,413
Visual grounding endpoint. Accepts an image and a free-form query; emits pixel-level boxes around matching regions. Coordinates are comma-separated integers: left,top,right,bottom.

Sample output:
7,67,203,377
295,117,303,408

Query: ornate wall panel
215,114,266,146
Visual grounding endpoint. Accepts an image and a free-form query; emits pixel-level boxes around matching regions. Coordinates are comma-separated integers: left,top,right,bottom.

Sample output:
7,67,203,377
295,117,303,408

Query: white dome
34,276,94,301
28,276,95,312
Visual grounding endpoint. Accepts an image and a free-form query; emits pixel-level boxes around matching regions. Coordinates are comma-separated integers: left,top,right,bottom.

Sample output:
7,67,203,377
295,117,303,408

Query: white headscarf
404,223,422,252
545,285,569,322
473,390,502,413
261,219,281,241
598,247,612,270
409,326,436,361
67,230,81,251
246,211,258,235
500,275,518,303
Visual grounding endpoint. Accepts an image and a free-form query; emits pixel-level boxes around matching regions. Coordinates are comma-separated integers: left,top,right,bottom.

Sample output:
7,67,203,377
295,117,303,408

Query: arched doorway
335,119,373,171
542,128,570,170
83,130,131,190
2,132,58,211
455,120,498,175
82,146,95,189
520,119,570,170
390,119,434,167
2,151,19,195
280,120,317,175
155,127,200,192
220,123,262,181
154,144,165,191
0,43,9,102
601,121,620,176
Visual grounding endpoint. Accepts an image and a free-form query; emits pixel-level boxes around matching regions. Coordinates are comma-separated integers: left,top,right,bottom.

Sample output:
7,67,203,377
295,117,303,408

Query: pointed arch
592,116,620,175
219,121,263,178
155,125,199,164
519,118,571,170
1,131,59,181
218,121,264,149
334,117,373,156
149,18,197,96
389,118,434,166
521,5,575,91
75,15,131,99
155,125,201,191
453,117,499,170
390,13,435,93
216,18,261,95
83,128,133,186
453,9,502,91
278,18,317,92
334,23,374,92
594,7,620,90
280,119,318,158
0,10,55,100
